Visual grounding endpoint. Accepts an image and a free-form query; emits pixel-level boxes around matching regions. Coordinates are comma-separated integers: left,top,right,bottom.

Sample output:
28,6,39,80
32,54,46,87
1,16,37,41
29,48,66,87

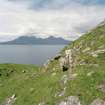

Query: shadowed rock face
59,49,76,73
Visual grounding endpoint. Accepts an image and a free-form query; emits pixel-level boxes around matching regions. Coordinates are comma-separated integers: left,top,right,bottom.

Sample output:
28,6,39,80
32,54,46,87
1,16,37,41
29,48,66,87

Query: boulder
59,49,75,73
58,96,81,105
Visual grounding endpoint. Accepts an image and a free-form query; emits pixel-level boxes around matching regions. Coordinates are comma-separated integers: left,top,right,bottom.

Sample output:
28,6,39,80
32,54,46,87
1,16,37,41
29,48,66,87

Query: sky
0,0,105,41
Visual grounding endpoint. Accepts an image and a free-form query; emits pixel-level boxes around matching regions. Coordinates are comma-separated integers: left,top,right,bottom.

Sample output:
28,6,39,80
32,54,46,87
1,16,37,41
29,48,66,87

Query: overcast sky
0,0,105,41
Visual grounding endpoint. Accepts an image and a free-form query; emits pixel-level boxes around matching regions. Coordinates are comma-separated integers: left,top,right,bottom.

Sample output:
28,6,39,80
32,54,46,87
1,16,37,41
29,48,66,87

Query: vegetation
0,22,105,105
0,64,67,105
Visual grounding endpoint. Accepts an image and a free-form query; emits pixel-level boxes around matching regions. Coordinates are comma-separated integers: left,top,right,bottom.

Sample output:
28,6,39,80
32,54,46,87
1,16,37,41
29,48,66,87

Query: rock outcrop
59,49,76,73
90,49,105,57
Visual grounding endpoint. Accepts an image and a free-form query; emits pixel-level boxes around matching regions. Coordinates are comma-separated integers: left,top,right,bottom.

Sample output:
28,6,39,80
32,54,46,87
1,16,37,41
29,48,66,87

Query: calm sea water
0,45,65,65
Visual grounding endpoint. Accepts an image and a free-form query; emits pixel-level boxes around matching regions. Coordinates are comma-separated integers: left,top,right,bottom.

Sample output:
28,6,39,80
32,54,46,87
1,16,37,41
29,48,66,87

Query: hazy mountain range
0,36,70,45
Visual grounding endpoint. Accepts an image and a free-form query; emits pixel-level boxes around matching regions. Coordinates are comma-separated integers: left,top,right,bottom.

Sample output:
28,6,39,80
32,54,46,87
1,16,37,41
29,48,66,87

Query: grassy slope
45,23,105,105
0,23,105,105
62,23,105,104
0,64,67,105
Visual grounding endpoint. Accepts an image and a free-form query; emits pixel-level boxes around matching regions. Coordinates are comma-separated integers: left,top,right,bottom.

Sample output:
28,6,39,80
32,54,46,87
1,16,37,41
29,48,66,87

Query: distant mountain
0,36,70,45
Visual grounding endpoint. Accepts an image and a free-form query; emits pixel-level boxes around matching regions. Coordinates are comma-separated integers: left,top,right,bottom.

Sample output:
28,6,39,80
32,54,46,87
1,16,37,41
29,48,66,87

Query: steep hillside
0,21,105,105
43,21,105,105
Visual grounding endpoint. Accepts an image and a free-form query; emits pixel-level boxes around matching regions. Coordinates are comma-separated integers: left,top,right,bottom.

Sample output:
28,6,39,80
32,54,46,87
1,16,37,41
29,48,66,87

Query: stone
90,49,105,57
58,90,65,97
59,57,66,70
56,90,65,97
11,94,16,99
97,83,105,93
1,94,16,105
66,96,81,105
58,101,67,105
91,53,98,57
39,102,45,105
43,59,50,69
55,87,66,97
61,75,68,85
82,47,91,53
22,70,26,73
90,99,105,105
87,71,94,76
79,60,87,65
58,96,81,105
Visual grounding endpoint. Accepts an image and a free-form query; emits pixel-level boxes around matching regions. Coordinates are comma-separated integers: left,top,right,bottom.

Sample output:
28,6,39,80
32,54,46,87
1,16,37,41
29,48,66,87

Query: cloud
8,0,105,10
0,0,105,42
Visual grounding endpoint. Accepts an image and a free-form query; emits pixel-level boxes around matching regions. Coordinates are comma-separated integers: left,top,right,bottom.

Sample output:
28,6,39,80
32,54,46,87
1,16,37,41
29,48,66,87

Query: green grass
0,64,67,105
66,65,105,105
0,22,105,105
1,63,105,105
44,22,105,104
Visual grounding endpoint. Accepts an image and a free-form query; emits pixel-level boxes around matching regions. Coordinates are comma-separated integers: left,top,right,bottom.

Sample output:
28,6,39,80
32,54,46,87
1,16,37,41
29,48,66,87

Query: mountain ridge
0,36,70,45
